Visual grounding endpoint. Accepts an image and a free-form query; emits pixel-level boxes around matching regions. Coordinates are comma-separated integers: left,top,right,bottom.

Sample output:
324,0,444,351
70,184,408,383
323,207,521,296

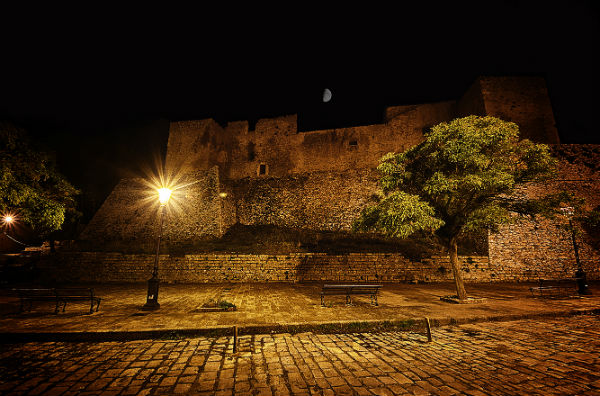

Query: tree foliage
354,116,569,299
0,123,79,236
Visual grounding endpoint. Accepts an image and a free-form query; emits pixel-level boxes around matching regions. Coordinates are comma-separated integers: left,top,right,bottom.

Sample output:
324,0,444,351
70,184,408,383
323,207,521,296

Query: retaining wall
39,253,543,283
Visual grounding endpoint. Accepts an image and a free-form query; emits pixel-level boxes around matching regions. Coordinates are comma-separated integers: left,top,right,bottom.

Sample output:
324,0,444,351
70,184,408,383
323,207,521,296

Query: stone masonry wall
489,145,600,280
224,169,380,231
164,76,559,184
165,102,455,181
478,76,560,144
78,168,224,249
43,252,493,283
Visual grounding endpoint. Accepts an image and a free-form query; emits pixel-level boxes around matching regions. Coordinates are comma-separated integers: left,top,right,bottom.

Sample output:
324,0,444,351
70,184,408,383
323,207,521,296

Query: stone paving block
174,383,192,393
2,316,600,395
370,387,396,396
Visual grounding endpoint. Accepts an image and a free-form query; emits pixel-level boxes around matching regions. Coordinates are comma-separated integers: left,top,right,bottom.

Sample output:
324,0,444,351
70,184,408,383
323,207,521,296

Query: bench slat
13,288,101,314
321,284,382,306
530,278,580,298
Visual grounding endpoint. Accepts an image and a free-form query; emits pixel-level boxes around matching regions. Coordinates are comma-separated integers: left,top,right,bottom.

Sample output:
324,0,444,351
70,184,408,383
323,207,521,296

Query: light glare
158,188,172,205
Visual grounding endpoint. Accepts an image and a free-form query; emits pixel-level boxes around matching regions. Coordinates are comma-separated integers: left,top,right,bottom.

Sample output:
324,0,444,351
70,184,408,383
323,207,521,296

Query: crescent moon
322,88,332,103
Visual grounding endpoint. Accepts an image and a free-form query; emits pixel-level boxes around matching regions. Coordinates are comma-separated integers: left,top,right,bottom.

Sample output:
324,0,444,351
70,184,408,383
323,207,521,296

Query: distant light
158,188,172,205
219,192,228,198
322,88,332,103
561,206,574,217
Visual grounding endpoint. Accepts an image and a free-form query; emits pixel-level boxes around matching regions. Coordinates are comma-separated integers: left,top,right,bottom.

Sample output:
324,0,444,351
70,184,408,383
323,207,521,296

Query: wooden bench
14,288,58,313
529,278,580,298
321,284,382,306
14,288,102,314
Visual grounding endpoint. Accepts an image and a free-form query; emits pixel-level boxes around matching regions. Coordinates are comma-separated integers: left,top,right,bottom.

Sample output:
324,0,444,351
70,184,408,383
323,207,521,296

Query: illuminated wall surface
77,76,600,282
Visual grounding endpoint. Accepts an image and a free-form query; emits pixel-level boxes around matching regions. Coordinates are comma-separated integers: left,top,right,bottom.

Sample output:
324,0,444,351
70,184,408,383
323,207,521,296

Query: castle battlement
166,76,559,181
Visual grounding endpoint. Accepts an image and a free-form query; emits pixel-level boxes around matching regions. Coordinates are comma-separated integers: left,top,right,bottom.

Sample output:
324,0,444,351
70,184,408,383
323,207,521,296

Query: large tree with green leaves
353,115,567,300
0,123,79,237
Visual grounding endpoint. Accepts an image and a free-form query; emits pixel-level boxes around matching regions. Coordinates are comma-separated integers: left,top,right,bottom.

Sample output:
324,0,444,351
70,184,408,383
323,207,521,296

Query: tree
0,123,79,238
353,115,565,300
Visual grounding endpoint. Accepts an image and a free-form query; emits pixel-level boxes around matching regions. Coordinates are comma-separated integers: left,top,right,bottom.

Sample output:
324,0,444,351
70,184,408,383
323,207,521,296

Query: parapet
164,76,561,180
254,114,297,135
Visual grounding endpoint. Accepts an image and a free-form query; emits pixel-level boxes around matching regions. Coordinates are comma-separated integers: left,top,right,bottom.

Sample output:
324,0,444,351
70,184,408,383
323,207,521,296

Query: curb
1,308,598,343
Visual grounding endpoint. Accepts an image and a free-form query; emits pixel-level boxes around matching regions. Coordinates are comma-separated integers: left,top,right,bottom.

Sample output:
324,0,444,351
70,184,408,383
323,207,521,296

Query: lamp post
561,207,591,295
143,187,172,310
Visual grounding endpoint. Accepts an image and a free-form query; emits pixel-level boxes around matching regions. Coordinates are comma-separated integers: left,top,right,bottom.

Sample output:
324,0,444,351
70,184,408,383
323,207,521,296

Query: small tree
0,123,79,239
354,115,565,300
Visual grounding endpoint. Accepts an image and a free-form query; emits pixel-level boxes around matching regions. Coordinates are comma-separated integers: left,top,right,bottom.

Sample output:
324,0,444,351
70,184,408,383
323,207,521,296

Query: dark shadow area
71,224,488,258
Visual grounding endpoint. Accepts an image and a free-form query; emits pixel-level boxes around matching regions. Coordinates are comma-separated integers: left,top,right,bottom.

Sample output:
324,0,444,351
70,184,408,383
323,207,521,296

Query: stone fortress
70,76,599,283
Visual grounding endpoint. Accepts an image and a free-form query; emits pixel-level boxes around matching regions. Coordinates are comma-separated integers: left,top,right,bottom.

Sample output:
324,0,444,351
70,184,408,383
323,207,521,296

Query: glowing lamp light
158,188,172,206
3,215,14,224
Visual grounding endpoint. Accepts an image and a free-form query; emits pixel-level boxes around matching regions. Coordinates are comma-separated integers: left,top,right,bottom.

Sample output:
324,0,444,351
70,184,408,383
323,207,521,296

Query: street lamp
142,187,172,310
561,207,591,295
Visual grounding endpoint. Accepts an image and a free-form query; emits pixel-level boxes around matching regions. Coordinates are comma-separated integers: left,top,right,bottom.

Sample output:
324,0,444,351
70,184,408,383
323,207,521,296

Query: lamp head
3,215,13,225
158,188,172,206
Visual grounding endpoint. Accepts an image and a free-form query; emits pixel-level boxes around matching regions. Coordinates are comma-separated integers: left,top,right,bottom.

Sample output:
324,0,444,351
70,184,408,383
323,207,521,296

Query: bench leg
55,300,60,314
346,294,351,305
96,299,101,312
320,295,324,306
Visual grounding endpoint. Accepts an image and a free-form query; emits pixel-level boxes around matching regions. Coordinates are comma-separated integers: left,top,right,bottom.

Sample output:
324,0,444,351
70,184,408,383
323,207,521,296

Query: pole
569,219,591,295
569,219,581,270
153,205,166,277
424,318,432,342
233,325,238,353
143,204,166,310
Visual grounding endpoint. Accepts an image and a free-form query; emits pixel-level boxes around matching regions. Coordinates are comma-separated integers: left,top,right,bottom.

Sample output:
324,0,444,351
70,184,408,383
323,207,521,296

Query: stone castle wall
76,76,600,284
165,76,560,183
224,169,380,231
42,252,494,283
477,77,560,144
44,249,599,284
488,144,600,279
165,102,453,181
78,168,224,248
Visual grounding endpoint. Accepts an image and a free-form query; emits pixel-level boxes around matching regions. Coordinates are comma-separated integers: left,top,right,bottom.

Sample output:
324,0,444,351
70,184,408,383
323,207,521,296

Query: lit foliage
0,123,79,235
354,116,567,299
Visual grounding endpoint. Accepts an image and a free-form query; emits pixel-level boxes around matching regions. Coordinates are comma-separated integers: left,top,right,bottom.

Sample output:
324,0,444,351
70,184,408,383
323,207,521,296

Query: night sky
1,1,598,221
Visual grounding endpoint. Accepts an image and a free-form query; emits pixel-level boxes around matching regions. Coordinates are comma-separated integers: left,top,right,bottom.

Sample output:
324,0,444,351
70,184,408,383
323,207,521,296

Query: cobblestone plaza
1,315,599,395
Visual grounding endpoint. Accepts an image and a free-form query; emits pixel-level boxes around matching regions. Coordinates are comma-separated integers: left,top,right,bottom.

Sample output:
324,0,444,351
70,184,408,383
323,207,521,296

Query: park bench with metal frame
14,288,102,314
321,284,382,306
529,278,581,298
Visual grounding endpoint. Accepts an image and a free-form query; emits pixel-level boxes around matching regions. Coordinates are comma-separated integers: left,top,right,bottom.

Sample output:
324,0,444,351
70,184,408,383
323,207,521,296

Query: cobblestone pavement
1,315,599,396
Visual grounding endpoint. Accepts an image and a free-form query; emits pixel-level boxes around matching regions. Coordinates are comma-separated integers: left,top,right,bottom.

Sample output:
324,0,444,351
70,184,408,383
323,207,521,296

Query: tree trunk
449,237,467,300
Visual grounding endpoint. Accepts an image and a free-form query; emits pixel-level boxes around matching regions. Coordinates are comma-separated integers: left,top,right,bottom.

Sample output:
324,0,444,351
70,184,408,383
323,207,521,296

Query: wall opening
258,164,268,176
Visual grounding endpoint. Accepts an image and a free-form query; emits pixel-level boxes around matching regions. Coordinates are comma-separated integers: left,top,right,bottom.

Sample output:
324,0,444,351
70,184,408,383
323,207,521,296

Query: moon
322,88,332,103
